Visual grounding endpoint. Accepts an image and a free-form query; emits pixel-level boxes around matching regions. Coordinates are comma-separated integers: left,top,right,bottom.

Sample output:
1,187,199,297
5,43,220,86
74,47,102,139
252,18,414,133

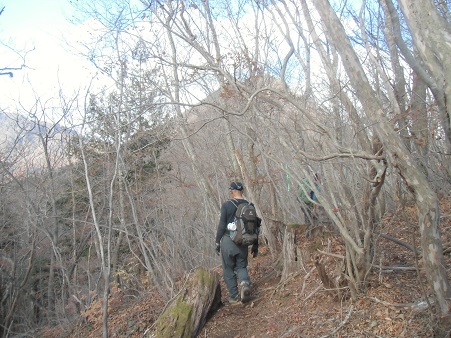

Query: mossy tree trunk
150,268,222,338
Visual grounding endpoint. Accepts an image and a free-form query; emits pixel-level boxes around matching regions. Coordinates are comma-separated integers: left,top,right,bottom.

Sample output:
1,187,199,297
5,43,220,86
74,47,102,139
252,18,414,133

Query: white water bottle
227,221,237,231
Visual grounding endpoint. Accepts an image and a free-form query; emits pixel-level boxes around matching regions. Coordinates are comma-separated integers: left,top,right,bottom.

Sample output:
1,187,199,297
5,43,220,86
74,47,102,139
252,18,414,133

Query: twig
280,325,302,338
317,249,345,259
300,267,316,296
362,332,385,337
369,296,434,310
372,264,418,271
256,266,278,286
319,304,354,338
276,269,305,290
304,285,322,302
277,264,315,292
370,296,415,307
378,233,419,254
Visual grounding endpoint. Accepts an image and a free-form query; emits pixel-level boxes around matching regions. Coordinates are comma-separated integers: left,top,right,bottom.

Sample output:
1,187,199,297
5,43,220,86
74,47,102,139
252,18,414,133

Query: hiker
299,173,320,226
215,181,258,305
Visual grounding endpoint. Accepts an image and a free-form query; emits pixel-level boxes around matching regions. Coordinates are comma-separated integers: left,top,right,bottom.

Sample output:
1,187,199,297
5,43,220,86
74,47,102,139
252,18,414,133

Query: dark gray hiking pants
220,234,251,298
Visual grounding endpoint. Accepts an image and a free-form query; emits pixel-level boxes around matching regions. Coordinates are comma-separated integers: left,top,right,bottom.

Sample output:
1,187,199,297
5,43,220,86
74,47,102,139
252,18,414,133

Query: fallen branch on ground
372,264,418,271
377,233,419,255
319,305,354,338
303,285,322,302
317,249,345,259
369,296,434,311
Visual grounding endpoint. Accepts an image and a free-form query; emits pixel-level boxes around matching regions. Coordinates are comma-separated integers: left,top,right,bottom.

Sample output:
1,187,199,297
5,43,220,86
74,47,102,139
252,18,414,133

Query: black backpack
230,199,261,246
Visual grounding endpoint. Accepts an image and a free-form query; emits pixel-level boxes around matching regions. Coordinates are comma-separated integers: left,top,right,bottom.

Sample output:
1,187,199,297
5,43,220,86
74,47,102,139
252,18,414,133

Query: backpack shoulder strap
229,199,238,208
230,198,249,207
227,199,241,224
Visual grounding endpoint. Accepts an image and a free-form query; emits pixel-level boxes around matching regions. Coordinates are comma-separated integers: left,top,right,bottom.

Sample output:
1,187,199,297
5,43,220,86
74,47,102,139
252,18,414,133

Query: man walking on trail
215,181,258,305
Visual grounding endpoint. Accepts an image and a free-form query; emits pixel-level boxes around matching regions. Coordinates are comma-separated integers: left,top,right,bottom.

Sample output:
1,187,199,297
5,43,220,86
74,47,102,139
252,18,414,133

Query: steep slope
42,197,450,337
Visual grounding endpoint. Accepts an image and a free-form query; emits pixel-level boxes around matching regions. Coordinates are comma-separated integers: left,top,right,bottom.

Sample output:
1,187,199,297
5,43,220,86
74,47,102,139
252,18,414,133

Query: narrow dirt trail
57,197,450,338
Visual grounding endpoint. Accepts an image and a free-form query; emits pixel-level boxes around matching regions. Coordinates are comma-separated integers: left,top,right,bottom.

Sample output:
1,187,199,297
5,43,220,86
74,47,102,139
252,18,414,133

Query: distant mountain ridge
0,110,71,174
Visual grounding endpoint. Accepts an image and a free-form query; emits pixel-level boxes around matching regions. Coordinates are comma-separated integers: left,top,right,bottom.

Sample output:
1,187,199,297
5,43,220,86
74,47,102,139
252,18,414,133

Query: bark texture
281,225,302,280
151,268,221,338
312,0,451,329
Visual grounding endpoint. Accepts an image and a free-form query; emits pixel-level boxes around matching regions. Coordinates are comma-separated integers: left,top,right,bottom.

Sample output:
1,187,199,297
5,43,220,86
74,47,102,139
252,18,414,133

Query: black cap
229,181,243,191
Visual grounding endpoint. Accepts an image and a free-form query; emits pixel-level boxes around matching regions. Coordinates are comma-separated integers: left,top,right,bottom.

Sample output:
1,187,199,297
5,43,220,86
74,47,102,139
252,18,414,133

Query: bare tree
311,0,450,332
0,98,73,334
384,0,451,154
0,6,33,78
2,0,447,335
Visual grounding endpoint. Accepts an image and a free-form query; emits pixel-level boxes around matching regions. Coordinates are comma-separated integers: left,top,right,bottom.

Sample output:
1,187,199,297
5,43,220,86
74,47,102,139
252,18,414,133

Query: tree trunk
313,0,451,331
281,225,302,280
410,71,429,178
396,0,451,150
314,255,334,290
150,268,221,338
383,0,451,156
163,13,220,220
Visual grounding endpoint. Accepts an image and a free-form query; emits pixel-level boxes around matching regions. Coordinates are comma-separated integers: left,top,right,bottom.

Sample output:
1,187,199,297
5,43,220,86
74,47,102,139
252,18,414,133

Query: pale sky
0,0,97,109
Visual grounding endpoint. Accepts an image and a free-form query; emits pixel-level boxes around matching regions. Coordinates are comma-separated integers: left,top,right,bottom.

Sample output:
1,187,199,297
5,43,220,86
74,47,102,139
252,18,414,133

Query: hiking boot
240,281,251,303
228,296,241,306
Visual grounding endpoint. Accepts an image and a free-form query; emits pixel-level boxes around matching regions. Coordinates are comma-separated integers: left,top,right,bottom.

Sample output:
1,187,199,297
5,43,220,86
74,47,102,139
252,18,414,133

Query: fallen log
149,267,222,338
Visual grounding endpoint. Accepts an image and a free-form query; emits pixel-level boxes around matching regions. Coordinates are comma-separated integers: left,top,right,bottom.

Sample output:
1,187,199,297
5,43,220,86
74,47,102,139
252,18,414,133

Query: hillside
43,197,450,338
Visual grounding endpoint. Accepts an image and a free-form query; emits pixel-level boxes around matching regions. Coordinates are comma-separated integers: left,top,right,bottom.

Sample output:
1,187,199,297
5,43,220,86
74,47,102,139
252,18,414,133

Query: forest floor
46,197,451,338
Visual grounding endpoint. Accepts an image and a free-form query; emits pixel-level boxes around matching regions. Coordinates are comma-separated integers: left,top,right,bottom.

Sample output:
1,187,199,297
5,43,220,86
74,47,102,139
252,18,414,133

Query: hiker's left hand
251,244,258,258
215,243,220,256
